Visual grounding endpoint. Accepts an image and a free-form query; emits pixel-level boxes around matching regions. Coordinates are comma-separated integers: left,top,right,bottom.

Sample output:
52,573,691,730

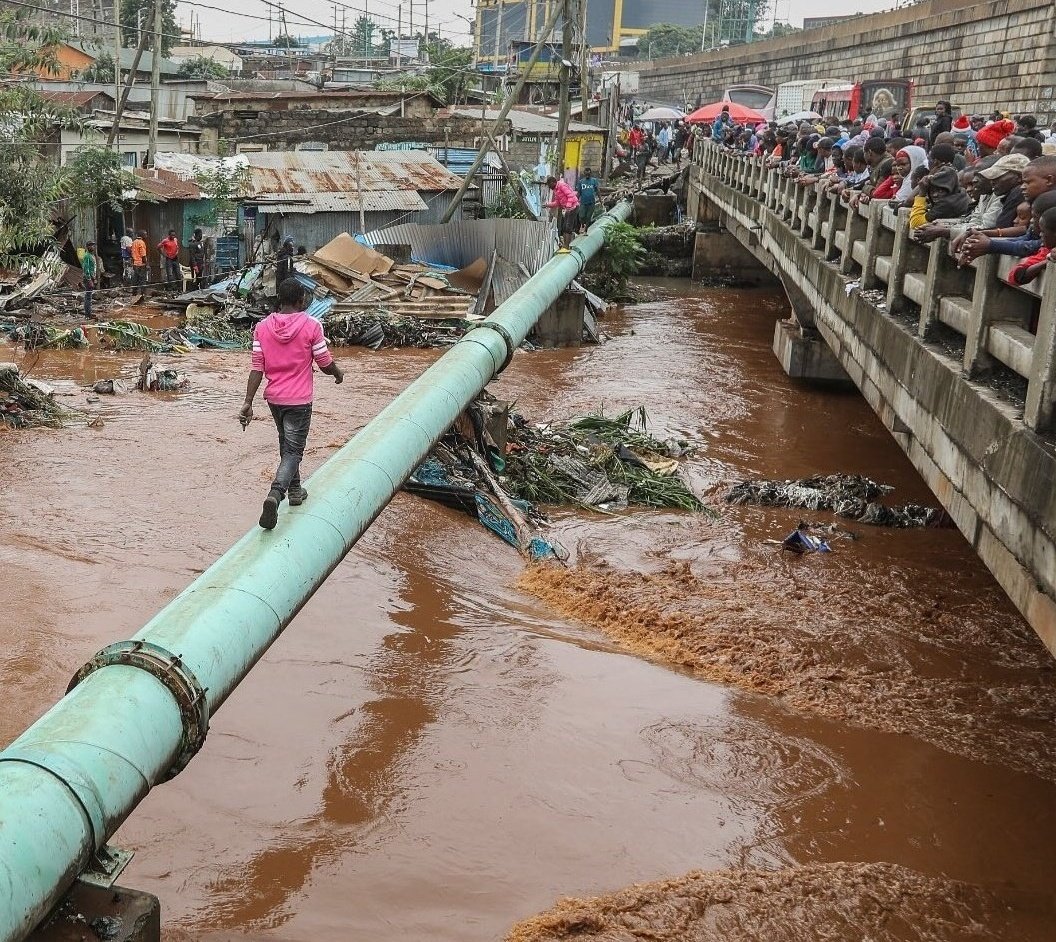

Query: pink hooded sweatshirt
546,179,579,210
251,311,333,406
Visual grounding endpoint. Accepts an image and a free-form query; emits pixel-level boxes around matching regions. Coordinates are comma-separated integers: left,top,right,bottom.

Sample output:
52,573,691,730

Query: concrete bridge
687,146,1056,656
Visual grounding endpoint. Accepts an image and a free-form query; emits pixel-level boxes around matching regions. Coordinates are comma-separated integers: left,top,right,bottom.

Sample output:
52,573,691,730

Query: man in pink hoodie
545,174,580,251
239,278,344,529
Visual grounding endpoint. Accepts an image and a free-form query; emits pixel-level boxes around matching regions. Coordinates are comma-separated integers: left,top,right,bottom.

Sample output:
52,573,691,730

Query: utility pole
113,0,122,148
363,1,369,60
107,24,151,146
578,0,588,122
396,3,402,67
554,0,572,176
146,0,161,167
355,151,366,234
440,1,564,223
601,75,618,182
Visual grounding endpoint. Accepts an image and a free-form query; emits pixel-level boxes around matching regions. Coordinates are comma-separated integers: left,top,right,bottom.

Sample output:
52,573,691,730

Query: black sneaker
259,491,280,529
288,485,308,506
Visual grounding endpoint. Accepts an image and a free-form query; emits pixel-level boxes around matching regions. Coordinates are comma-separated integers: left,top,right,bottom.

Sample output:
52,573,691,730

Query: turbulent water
1,281,1054,941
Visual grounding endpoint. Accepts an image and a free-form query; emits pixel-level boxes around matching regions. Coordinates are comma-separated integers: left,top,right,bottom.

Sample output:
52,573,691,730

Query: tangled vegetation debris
505,407,705,512
323,310,468,349
727,473,945,528
0,364,76,428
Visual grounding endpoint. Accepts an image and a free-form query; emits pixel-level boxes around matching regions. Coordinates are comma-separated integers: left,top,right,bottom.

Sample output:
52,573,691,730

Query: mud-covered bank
506,862,1053,942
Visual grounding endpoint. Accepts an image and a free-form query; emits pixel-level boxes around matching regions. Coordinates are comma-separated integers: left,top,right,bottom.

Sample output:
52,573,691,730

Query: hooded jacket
251,311,333,406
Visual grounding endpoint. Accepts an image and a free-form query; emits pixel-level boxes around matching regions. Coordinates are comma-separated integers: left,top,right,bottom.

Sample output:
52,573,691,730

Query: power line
2,0,189,45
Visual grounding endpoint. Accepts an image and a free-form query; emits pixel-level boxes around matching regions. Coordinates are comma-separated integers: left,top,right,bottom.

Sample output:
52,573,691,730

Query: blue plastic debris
781,528,831,553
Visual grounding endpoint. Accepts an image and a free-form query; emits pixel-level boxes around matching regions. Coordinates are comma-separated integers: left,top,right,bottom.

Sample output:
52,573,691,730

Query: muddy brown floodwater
2,280,1055,942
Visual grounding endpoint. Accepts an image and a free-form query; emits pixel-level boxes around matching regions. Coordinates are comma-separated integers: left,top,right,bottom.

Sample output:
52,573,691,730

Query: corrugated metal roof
132,168,203,201
242,150,464,202
428,146,502,177
450,108,603,135
35,90,114,107
250,191,426,214
361,219,552,277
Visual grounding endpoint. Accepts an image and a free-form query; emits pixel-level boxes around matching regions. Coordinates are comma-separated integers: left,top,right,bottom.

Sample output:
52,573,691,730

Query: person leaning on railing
960,155,1056,262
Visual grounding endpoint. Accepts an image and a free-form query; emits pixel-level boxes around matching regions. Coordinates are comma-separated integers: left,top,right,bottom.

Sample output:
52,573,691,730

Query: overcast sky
177,0,899,45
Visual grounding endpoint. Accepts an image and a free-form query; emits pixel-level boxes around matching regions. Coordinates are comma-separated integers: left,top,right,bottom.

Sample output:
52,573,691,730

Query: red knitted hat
952,114,970,130
976,118,1016,150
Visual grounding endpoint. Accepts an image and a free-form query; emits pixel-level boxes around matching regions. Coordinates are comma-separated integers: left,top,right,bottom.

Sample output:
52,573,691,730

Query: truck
775,79,848,118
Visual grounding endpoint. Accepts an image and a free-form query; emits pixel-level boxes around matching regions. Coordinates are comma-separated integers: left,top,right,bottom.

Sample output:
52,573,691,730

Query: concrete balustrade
686,144,1056,657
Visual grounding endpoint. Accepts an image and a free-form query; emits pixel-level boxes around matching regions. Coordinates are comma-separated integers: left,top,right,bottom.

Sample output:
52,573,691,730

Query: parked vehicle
775,79,847,119
722,84,776,121
811,79,913,122
902,104,963,137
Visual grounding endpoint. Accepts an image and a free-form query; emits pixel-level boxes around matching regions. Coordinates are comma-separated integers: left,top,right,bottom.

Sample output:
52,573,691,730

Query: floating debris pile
406,400,706,556
727,473,946,528
504,407,704,512
0,363,77,428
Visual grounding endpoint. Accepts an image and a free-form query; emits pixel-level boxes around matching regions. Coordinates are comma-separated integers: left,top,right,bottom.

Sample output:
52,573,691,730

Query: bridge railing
693,144,1056,432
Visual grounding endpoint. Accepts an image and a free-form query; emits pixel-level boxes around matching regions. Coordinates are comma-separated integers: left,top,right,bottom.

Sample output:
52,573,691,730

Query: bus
722,84,777,121
810,79,913,122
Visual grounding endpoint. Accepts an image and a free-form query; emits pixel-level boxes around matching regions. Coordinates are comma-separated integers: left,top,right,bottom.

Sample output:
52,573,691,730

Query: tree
0,11,136,260
0,11,77,261
120,0,179,55
375,39,474,105
349,15,377,58
754,21,799,40
188,162,249,231
272,34,301,48
79,53,115,82
638,24,702,59
176,55,230,79
66,148,136,216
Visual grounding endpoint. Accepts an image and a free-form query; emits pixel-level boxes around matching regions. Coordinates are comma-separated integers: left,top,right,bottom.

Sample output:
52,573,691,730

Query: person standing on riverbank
158,229,181,291
240,278,344,530
81,241,97,319
189,229,206,289
130,230,148,290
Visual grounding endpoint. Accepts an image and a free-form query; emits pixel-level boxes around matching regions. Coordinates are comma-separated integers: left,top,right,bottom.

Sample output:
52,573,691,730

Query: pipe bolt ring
68,640,210,781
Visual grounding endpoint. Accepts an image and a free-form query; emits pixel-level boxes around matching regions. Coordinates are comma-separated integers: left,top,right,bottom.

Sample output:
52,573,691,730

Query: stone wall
640,0,1056,120
193,111,490,156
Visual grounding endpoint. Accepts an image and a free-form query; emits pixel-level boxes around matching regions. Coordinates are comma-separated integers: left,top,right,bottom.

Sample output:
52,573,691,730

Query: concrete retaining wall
640,0,1056,121
688,155,1056,656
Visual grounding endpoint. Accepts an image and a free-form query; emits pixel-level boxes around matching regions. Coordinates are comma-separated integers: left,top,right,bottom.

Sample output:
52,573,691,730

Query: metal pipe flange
68,640,209,780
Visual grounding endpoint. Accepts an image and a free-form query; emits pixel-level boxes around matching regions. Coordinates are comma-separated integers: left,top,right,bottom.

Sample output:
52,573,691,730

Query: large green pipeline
0,200,634,942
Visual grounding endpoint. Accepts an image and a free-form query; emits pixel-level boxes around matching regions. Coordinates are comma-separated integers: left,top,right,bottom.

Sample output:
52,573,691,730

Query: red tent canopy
686,102,766,124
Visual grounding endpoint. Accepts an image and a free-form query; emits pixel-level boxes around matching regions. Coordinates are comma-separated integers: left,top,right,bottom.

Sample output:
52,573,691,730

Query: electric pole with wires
554,0,572,176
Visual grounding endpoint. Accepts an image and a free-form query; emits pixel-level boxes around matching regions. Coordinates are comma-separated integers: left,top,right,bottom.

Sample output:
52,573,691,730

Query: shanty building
450,108,606,176
240,150,469,253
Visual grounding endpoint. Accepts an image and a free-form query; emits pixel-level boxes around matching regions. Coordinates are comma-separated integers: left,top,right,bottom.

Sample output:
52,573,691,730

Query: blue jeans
269,403,312,497
164,257,181,289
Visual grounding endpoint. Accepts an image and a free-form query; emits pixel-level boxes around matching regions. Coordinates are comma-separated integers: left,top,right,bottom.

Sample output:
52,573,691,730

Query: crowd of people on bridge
706,103,1056,287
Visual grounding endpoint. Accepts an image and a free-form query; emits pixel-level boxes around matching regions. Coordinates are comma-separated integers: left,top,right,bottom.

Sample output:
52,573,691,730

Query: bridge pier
688,146,1056,656
535,288,585,347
